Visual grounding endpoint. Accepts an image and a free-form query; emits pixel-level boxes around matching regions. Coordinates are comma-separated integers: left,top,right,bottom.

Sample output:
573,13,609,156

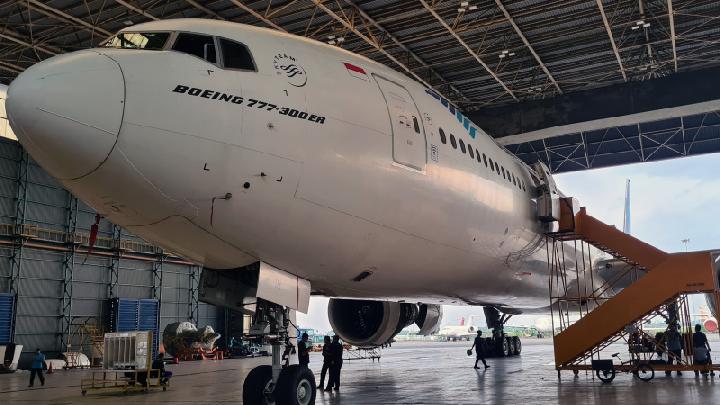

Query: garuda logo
273,53,307,87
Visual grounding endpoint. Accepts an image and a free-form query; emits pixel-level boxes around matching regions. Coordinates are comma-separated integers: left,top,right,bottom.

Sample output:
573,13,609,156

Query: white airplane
8,18,600,404
437,317,478,341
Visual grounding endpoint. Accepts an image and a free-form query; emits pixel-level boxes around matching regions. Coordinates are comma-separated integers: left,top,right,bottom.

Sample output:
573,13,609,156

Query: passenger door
374,75,427,171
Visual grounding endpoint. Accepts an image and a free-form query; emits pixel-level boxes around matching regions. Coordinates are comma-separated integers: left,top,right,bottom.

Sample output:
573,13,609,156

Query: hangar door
374,75,427,171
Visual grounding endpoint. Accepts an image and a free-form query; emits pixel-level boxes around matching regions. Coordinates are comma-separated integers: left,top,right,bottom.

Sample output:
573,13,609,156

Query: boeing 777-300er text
8,19,611,404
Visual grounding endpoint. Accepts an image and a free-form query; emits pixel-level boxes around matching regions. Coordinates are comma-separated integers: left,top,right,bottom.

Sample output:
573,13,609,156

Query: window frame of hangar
218,37,257,72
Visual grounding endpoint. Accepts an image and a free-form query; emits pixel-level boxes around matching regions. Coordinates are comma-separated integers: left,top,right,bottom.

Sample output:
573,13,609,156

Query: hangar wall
0,137,221,362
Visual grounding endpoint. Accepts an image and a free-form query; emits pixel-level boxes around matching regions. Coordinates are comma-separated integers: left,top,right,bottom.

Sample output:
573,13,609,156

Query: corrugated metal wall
0,138,222,363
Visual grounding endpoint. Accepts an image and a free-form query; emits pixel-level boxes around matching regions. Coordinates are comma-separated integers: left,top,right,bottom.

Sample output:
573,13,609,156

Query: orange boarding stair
551,204,719,368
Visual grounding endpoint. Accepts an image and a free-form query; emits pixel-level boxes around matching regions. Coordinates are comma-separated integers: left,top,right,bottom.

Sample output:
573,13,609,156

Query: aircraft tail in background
622,179,631,234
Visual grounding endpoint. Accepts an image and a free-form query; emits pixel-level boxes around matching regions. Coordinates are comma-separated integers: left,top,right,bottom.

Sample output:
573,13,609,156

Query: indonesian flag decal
344,62,369,81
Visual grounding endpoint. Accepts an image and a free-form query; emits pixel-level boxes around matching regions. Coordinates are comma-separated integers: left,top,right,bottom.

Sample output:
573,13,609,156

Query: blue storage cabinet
109,298,160,356
0,293,14,344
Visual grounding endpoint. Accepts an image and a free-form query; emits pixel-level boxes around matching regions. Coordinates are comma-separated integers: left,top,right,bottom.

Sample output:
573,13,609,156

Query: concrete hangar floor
2,339,720,404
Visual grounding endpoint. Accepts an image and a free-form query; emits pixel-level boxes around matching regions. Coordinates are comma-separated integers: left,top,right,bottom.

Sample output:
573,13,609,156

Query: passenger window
439,128,447,144
501,166,506,179
459,139,466,153
482,154,487,167
488,158,494,171
219,38,255,70
512,174,516,185
450,134,457,149
476,151,481,163
413,117,421,134
496,163,500,175
173,33,217,63
468,145,475,159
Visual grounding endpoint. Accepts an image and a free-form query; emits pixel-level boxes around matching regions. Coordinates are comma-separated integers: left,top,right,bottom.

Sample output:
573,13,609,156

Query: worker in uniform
692,324,714,376
469,330,490,369
28,348,46,388
665,323,683,376
298,332,310,367
317,336,332,389
325,335,343,391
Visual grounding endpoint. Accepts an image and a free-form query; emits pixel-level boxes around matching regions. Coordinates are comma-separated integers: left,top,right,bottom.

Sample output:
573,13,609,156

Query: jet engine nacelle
416,304,443,335
328,299,429,348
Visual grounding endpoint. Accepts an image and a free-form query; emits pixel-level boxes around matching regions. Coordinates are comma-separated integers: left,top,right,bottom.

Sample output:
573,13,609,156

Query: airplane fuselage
8,19,578,311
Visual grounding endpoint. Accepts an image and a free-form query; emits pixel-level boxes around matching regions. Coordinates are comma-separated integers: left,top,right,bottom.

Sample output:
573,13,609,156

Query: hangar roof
1,0,719,111
1,0,719,173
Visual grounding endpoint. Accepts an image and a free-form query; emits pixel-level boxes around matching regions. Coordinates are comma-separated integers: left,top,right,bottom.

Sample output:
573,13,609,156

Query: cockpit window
172,33,217,64
219,38,255,70
104,32,170,50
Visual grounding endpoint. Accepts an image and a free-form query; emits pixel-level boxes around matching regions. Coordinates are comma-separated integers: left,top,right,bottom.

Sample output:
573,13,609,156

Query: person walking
28,348,46,388
298,332,310,367
325,335,343,391
665,323,683,376
317,336,332,389
469,330,490,369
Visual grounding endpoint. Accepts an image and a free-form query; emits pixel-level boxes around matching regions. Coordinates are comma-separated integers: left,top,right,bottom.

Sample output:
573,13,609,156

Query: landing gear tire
243,365,274,405
512,336,522,356
275,365,316,405
501,337,511,356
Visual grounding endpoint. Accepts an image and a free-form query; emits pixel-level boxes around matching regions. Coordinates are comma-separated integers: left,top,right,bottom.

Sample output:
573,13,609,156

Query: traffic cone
47,362,54,374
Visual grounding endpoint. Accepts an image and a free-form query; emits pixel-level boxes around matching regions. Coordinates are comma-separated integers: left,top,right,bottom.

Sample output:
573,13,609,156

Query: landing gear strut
242,299,316,405
483,307,522,357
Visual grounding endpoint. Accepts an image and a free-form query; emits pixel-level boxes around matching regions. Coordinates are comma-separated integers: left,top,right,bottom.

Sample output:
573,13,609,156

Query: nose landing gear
242,299,316,405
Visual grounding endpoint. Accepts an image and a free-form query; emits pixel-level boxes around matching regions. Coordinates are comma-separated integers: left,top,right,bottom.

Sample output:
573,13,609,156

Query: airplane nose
7,50,124,180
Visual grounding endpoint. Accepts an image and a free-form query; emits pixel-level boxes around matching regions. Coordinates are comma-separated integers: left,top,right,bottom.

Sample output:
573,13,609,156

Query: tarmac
1,338,719,404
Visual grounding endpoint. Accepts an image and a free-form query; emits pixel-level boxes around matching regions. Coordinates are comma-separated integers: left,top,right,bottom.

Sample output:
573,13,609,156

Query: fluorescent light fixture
460,1,469,6
328,35,336,39
468,5,477,10
631,25,639,30
499,54,506,58
643,23,651,28
637,20,645,25
123,20,134,26
337,37,345,43
328,40,336,45
509,52,515,56
458,8,465,12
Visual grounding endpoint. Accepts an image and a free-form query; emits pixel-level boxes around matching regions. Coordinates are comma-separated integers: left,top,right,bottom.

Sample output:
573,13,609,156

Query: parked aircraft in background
436,317,477,341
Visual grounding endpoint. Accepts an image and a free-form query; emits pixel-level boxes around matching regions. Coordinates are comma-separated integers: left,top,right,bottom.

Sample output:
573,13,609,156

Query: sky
297,153,720,333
